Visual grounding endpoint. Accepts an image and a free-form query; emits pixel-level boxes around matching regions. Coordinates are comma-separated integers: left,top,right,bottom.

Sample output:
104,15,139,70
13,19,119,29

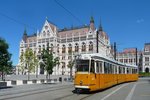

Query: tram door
95,61,100,89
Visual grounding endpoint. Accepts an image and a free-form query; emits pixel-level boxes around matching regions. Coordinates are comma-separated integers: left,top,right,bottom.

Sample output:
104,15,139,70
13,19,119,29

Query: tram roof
76,53,138,68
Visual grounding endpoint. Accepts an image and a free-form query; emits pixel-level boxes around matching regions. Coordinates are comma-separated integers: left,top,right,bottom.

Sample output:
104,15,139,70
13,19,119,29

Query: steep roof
58,26,89,38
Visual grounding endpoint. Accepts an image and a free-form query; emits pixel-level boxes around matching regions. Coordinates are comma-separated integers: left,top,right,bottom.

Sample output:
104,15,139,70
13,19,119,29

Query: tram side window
90,60,95,73
132,68,137,74
123,67,125,74
134,68,138,74
96,61,103,73
108,63,110,74
96,62,99,73
119,66,121,74
115,66,118,74
104,62,108,74
99,61,103,73
130,68,132,74
127,68,129,74
135,69,137,74
132,69,134,74
135,69,138,74
110,64,112,74
112,65,115,74
109,64,113,74
131,68,133,74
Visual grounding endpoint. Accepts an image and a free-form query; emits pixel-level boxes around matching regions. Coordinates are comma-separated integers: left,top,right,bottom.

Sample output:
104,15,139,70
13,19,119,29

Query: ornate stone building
116,48,143,72
17,17,112,75
143,43,150,72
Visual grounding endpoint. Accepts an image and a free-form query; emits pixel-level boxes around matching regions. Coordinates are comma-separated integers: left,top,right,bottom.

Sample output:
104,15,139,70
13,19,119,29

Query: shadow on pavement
0,86,13,90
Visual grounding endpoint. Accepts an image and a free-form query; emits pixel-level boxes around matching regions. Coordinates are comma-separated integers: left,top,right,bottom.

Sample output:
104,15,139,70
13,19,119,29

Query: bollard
32,80,37,84
46,79,51,83
54,79,57,82
11,80,16,85
59,77,62,82
40,79,45,83
64,78,67,81
23,80,27,84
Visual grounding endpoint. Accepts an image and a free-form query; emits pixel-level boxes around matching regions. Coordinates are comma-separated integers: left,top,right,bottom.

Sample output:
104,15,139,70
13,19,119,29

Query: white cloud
136,18,144,23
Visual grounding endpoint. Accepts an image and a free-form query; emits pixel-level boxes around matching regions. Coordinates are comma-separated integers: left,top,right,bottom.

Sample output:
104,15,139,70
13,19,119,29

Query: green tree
33,53,39,78
41,44,59,80
0,37,12,81
24,48,35,80
67,51,74,78
54,56,60,75
19,52,25,74
67,60,74,79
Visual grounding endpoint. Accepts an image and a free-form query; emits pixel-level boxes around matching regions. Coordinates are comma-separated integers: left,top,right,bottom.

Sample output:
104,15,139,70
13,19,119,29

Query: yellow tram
74,53,138,92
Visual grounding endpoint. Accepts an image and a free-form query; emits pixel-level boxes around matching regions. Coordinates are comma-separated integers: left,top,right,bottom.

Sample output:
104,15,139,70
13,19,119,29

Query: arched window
89,41,93,51
68,44,72,54
43,31,46,37
43,45,45,51
47,30,50,36
38,45,41,53
57,44,59,53
75,43,79,52
82,42,86,52
62,45,66,53
62,62,65,75
145,67,149,73
50,44,53,52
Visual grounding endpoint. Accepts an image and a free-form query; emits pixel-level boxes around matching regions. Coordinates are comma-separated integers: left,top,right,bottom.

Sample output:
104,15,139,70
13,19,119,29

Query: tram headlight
80,80,83,85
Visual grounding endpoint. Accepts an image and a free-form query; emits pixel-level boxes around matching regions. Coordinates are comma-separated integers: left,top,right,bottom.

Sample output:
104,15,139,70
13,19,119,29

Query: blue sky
0,0,150,65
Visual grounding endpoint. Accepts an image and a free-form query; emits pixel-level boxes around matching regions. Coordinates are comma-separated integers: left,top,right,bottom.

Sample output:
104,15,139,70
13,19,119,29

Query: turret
90,16,95,31
98,19,103,32
22,28,27,43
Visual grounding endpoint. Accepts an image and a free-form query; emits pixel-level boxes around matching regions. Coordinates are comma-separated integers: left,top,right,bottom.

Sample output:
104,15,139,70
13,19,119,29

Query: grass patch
139,72,150,77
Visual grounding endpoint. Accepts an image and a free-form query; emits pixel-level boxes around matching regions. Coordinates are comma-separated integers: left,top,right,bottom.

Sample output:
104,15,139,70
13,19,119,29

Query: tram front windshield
76,60,89,72
76,60,95,73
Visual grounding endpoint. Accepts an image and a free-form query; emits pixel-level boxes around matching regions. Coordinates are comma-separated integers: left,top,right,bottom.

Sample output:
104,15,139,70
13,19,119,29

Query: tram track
0,84,73,100
53,94,94,100
53,91,94,100
79,94,94,100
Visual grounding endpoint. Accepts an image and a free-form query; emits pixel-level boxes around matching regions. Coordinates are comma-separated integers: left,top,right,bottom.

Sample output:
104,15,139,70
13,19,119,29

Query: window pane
76,60,89,72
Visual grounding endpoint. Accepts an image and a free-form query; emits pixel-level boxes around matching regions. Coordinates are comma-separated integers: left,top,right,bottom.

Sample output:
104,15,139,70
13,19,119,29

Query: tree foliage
19,48,38,77
0,37,12,81
33,52,39,77
22,48,38,80
41,44,59,79
67,60,74,78
19,52,25,74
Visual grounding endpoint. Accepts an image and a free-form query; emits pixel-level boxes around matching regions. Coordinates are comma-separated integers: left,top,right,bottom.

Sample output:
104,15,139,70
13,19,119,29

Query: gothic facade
17,17,112,75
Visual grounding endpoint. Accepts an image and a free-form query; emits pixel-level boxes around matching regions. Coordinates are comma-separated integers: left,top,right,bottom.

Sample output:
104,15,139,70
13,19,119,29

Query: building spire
90,16,94,23
99,18,103,31
46,16,48,20
90,16,95,31
23,27,27,43
23,27,27,35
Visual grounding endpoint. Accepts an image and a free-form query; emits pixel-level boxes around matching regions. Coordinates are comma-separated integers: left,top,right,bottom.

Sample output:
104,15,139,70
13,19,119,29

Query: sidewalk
0,82,73,98
1,75,73,86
